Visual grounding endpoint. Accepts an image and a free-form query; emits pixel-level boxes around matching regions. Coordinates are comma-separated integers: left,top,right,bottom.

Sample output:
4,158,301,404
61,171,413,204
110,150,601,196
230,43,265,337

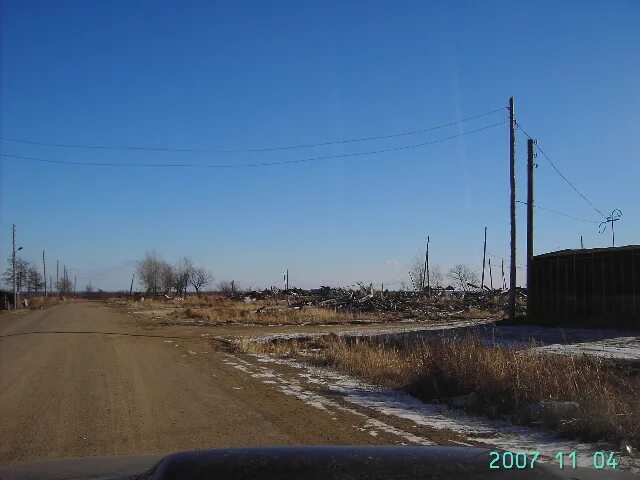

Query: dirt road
0,302,433,466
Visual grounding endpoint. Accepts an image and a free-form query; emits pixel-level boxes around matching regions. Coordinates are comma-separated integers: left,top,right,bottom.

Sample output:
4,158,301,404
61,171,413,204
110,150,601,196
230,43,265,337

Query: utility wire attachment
599,209,622,247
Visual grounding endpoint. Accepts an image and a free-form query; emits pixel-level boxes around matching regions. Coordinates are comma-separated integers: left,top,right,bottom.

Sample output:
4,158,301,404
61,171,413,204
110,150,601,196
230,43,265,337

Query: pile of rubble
232,285,521,320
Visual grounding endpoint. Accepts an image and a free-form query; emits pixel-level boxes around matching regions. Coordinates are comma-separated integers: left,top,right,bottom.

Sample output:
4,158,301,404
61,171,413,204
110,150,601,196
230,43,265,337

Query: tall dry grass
116,294,374,325
239,334,640,447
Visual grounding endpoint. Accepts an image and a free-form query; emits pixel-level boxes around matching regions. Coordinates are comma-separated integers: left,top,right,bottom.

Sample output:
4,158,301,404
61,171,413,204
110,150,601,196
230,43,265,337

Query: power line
515,200,599,224
0,121,506,169
516,123,606,218
0,108,505,154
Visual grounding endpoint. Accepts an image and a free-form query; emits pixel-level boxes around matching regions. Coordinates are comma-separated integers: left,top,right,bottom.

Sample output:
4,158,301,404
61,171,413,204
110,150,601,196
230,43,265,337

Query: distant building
528,245,640,329
0,289,16,310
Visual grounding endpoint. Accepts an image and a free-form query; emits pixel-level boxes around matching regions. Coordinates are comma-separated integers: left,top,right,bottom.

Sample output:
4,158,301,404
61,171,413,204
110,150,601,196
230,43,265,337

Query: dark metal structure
0,289,16,310
529,245,640,329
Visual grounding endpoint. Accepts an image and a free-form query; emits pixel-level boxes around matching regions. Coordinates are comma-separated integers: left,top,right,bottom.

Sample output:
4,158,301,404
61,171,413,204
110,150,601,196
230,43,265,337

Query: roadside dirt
0,302,460,466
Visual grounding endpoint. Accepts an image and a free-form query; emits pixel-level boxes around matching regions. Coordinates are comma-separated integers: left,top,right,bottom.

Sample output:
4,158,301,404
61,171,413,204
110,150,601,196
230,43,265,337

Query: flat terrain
2,301,638,471
0,302,440,466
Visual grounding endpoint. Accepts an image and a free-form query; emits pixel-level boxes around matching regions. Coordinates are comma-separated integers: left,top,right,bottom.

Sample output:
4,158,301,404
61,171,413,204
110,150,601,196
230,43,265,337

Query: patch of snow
243,353,640,472
537,336,640,360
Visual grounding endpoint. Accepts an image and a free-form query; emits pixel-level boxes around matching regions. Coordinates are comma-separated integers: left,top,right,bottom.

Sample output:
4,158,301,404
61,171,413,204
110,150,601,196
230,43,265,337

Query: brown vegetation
112,294,379,325
238,334,640,448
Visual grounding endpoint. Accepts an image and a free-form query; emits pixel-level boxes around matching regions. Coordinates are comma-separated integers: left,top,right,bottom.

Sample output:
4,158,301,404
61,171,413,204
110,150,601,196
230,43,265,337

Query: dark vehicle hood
0,446,636,480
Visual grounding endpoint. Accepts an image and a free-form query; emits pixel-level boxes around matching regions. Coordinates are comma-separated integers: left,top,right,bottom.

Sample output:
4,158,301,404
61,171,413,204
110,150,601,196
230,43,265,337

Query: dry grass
114,294,378,325
238,334,640,447
25,296,67,309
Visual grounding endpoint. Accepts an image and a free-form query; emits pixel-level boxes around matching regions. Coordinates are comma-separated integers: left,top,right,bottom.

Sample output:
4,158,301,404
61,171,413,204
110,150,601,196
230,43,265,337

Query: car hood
0,446,637,480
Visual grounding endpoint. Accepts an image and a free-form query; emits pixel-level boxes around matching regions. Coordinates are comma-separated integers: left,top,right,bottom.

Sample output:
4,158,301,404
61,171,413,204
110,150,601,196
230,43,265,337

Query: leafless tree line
408,254,479,292
2,256,47,293
136,252,213,296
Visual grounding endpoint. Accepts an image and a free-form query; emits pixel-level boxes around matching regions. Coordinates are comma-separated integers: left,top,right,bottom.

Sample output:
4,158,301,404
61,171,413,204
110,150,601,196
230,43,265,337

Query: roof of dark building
535,244,640,259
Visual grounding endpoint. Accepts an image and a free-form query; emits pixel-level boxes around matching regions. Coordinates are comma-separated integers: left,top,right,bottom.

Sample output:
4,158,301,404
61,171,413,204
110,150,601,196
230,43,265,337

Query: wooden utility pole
501,258,506,290
56,260,59,294
481,227,487,290
286,269,289,290
43,250,47,297
489,259,493,290
12,225,17,309
581,236,584,249
527,138,535,296
130,274,135,295
74,276,76,295
508,97,517,321
422,236,430,294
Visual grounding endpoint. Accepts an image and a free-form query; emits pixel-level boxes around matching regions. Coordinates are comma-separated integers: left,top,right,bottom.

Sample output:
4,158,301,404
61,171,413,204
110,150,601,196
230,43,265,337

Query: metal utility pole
481,227,487,290
12,225,17,309
508,97,517,321
43,251,47,297
527,138,535,295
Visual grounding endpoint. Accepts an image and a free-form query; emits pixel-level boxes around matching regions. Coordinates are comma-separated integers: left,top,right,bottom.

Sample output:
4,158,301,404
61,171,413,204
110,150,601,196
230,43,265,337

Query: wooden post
481,227,487,290
43,250,47,297
527,139,535,297
509,97,517,321
489,258,493,290
12,225,17,309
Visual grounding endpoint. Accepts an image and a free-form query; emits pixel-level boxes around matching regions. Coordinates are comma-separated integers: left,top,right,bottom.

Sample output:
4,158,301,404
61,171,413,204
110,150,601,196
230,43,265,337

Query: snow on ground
242,319,496,343
244,320,640,361
537,336,640,360
222,352,640,472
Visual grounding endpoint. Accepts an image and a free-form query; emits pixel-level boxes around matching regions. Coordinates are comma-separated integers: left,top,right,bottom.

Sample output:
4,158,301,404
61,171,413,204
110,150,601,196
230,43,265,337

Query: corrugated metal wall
529,246,640,329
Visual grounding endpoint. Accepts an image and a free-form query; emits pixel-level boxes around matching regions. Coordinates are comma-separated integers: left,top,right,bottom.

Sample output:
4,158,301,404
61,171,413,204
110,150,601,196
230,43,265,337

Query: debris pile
233,285,521,320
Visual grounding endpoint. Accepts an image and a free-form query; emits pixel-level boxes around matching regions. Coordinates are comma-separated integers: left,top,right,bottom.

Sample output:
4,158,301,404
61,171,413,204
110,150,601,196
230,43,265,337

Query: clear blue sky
1,1,638,291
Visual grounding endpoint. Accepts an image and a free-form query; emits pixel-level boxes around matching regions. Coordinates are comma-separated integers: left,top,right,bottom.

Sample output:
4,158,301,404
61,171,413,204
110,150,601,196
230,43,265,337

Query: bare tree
160,262,175,294
408,255,426,292
57,275,73,295
429,265,444,289
447,264,479,292
85,282,94,293
27,266,45,293
174,257,193,297
137,251,163,296
217,280,239,297
2,257,30,293
190,267,213,296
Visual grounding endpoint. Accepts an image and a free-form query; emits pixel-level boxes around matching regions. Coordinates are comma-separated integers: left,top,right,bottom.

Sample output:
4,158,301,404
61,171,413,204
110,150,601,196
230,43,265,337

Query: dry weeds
238,334,640,447
113,294,378,325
